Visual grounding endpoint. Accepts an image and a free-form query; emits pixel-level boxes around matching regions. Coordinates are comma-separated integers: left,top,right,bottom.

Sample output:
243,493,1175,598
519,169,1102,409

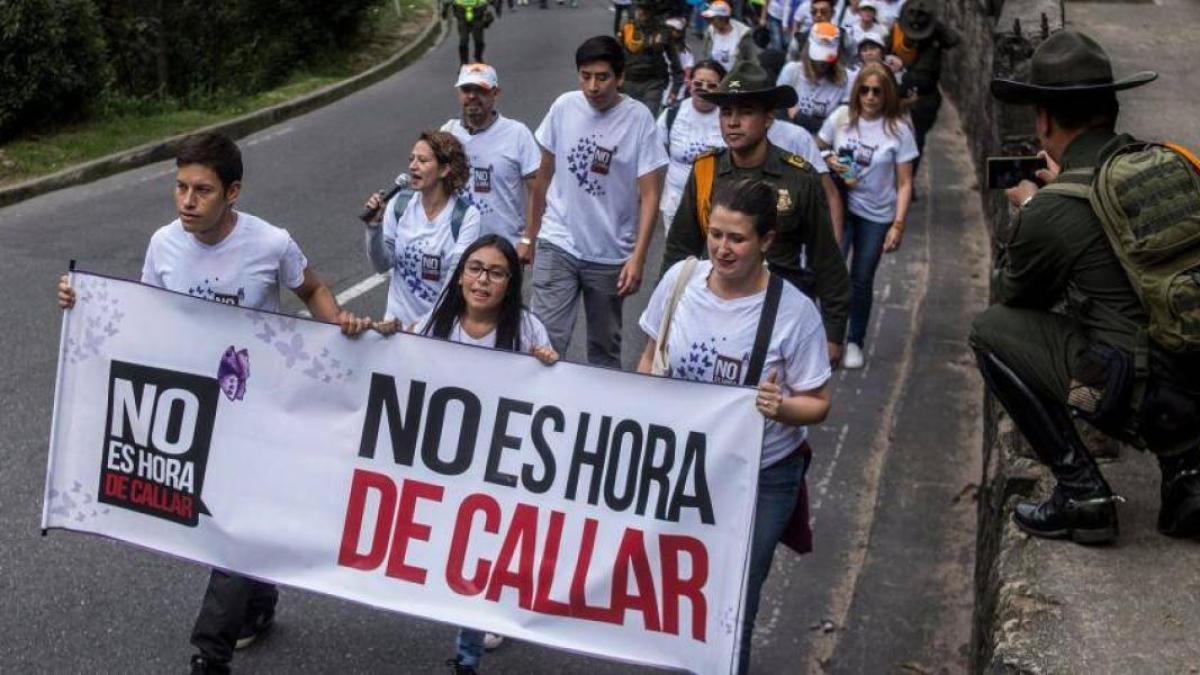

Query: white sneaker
483,633,505,651
843,343,864,369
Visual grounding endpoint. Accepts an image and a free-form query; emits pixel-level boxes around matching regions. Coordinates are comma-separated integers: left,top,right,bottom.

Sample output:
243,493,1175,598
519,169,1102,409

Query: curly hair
417,130,469,195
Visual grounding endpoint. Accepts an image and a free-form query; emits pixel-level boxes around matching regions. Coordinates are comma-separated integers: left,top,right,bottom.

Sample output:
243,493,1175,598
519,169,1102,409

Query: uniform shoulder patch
783,153,812,172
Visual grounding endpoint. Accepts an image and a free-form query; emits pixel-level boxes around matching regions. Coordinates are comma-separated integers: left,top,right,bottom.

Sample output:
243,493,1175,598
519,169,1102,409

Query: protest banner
43,271,763,674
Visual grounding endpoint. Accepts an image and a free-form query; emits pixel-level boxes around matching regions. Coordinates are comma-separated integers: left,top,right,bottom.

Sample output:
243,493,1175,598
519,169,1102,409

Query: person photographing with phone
971,30,1200,544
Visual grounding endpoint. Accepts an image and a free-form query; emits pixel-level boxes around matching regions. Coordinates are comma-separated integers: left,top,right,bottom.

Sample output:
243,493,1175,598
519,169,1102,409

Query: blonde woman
818,62,916,369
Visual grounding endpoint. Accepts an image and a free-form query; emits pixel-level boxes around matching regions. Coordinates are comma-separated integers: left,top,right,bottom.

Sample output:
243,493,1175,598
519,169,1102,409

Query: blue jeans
456,628,485,667
766,15,787,51
738,451,803,675
840,211,891,346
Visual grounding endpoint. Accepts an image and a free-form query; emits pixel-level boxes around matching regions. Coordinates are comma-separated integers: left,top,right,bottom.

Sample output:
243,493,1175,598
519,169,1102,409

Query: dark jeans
738,451,803,675
191,569,278,664
613,3,629,34
841,211,891,346
455,16,485,64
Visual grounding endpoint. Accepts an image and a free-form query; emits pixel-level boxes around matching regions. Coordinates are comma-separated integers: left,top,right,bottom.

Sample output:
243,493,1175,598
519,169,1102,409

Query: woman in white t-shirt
377,233,557,674
363,131,482,326
817,63,916,369
637,178,831,675
776,22,847,134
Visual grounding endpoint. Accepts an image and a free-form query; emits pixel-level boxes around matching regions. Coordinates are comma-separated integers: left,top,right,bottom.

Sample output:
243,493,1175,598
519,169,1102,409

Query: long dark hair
423,234,525,352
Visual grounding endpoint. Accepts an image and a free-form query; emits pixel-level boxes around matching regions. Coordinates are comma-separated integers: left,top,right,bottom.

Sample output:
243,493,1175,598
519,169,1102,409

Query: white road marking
298,272,389,318
244,126,295,147
811,423,850,518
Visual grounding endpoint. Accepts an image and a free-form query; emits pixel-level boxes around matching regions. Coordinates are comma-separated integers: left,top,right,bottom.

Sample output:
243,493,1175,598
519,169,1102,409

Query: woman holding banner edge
636,178,831,674
376,233,557,674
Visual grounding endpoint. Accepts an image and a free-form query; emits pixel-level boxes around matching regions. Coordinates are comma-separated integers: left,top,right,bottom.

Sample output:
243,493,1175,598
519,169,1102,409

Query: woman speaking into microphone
362,130,482,325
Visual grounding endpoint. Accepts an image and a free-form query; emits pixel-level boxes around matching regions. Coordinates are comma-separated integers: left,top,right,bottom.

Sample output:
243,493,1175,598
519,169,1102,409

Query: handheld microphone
359,173,410,223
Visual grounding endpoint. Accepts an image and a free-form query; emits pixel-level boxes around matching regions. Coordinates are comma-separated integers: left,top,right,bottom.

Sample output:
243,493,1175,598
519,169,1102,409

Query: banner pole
41,262,76,536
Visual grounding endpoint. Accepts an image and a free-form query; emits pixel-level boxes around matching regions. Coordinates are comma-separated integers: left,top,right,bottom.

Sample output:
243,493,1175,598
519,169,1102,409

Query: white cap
807,22,841,63
858,0,879,10
701,0,732,18
455,63,498,90
857,27,887,50
665,17,687,31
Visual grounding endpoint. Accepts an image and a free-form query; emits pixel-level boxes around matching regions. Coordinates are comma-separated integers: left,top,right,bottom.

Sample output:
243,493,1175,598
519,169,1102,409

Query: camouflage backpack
1042,141,1200,353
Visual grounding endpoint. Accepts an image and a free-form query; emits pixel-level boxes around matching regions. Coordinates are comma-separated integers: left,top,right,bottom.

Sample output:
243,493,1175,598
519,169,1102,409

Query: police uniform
619,12,684,118
971,31,1200,543
663,143,850,345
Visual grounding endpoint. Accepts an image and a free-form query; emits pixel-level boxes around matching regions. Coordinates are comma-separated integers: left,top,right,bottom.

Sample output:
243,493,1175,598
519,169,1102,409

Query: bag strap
744,273,783,385
450,197,470,241
1039,167,1094,200
653,257,699,375
694,153,717,235
391,189,417,222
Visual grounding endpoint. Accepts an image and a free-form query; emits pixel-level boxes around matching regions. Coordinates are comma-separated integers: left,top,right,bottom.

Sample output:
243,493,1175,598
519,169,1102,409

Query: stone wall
935,1,1065,672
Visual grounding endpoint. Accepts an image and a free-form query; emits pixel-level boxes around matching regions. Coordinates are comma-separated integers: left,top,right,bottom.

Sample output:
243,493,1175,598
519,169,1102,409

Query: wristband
519,236,533,246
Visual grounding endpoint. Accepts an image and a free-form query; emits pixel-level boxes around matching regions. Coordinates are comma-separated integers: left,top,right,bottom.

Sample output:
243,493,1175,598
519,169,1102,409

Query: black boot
1158,448,1200,537
190,655,231,675
446,657,478,674
975,350,1120,544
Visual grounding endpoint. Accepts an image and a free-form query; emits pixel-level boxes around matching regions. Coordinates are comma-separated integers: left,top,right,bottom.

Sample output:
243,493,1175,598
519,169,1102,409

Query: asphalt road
0,3,986,672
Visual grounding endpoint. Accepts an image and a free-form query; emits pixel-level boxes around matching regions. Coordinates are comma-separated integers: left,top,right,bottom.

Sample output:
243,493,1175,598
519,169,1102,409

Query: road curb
0,14,447,209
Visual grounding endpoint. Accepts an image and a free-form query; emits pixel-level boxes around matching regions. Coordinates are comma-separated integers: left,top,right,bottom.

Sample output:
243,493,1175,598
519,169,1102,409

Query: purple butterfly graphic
274,333,309,367
255,322,277,344
218,346,251,401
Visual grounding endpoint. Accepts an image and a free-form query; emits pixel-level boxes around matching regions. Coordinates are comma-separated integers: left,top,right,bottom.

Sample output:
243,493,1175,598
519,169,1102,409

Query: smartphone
986,155,1047,190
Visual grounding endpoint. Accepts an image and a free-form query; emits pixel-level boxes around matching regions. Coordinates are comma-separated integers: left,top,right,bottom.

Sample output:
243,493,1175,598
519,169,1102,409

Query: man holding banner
56,132,371,675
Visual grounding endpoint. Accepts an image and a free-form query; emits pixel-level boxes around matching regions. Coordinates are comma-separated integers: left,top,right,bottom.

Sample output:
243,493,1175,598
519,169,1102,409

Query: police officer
662,60,850,366
891,0,958,180
971,31,1200,544
444,0,493,65
618,0,684,118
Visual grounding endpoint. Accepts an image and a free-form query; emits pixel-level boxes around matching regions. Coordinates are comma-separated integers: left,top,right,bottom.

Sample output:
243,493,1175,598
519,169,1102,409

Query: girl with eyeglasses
817,62,916,369
375,233,557,675
362,130,481,326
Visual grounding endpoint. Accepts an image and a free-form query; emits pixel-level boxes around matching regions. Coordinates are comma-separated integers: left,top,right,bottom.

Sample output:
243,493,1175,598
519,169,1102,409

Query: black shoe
1159,468,1200,537
1012,486,1119,544
446,657,479,674
235,609,274,650
190,655,231,675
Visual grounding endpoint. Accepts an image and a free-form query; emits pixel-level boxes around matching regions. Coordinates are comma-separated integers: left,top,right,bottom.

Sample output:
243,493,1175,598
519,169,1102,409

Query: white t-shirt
777,64,846,125
639,260,831,468
818,105,918,222
442,114,542,244
656,101,725,227
535,92,668,264
874,0,905,31
767,121,829,173
709,27,741,73
381,194,482,324
766,0,789,22
415,309,551,352
141,211,307,312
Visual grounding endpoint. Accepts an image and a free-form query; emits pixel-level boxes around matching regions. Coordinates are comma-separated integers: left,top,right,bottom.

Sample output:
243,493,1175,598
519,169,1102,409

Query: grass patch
0,0,433,187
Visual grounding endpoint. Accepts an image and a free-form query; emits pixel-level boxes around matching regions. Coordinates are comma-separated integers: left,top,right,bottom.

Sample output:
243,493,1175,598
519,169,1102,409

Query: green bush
0,0,112,141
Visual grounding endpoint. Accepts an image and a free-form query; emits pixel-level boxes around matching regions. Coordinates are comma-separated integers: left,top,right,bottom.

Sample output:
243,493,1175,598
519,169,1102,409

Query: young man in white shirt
440,63,543,263
526,36,667,367
57,133,370,675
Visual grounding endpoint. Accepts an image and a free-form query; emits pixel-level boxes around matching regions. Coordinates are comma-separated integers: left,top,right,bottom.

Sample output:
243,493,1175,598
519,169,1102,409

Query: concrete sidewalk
983,1,1200,672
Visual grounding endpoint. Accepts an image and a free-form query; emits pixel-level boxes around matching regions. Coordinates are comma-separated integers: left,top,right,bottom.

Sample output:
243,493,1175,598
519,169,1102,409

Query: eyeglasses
859,85,883,97
691,80,721,91
464,261,511,283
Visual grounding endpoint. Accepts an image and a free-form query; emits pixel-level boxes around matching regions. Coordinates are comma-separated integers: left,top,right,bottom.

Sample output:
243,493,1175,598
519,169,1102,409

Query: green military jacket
621,19,684,93
661,143,851,344
994,129,1146,352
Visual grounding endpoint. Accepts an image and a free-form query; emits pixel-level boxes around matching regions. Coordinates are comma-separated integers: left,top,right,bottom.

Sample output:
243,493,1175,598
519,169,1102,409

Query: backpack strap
450,197,470,241
652,257,699,376
666,103,681,137
391,189,417,222
694,153,718,236
744,274,784,385
1038,167,1094,200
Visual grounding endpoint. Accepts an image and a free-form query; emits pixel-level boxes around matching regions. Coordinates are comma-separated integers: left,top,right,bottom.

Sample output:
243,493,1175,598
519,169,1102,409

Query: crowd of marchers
51,0,1200,672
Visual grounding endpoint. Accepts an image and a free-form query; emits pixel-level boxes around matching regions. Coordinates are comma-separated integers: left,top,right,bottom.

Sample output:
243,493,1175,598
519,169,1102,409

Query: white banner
43,272,763,674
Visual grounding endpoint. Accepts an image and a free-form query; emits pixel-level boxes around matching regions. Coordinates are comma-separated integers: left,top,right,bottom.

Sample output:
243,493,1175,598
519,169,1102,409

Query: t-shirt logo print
188,277,245,306
566,134,608,196
399,242,440,302
591,144,617,175
712,354,744,385
473,165,493,193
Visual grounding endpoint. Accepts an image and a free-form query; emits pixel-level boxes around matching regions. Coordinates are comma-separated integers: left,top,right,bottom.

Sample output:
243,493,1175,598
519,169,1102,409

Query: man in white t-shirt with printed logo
57,133,370,675
526,35,667,366
440,64,542,262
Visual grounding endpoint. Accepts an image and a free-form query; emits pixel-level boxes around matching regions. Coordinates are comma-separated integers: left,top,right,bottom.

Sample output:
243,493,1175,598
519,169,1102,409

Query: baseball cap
455,63,498,90
857,27,887,51
665,17,687,31
857,0,879,11
701,1,732,18
808,22,840,63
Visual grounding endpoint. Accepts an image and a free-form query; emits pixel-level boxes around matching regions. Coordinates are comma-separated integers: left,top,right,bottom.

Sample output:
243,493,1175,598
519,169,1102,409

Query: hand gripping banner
43,272,763,674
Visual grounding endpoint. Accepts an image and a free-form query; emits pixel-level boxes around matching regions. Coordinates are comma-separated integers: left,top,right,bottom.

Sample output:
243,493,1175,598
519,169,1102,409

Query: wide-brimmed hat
991,30,1156,104
699,60,799,109
898,0,936,41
